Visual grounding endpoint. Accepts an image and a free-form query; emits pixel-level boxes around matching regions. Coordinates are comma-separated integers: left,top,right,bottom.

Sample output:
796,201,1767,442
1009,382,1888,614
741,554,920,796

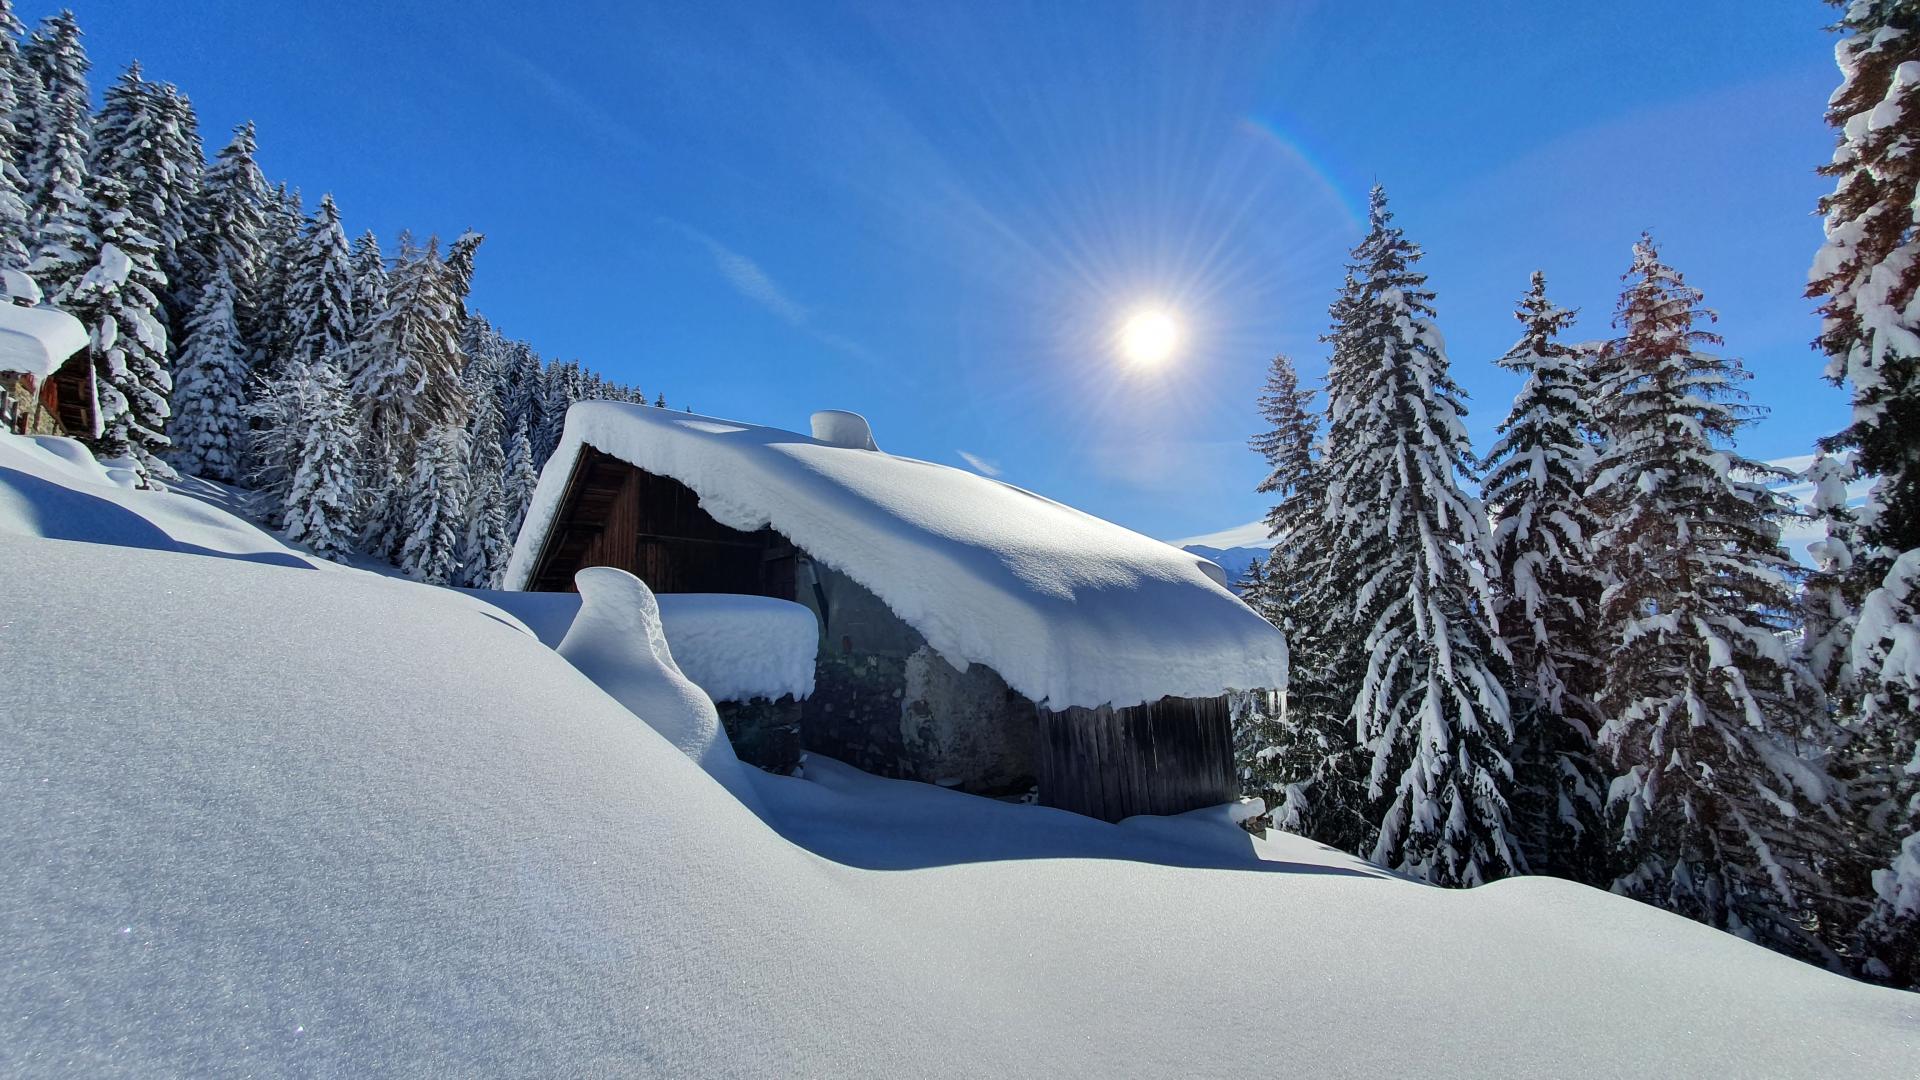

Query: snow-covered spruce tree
452,318,512,587
500,415,539,550
247,183,304,374
355,236,469,559
242,360,305,527
349,229,387,323
1242,351,1368,846
1848,550,1920,985
284,193,354,370
91,63,201,340
280,356,360,562
167,266,247,481
443,228,483,318
354,235,468,446
398,422,470,585
0,0,32,269
20,10,89,256
188,122,270,358
58,175,172,472
1231,557,1283,797
1808,0,1920,989
500,338,545,440
1802,448,1865,702
1483,271,1608,882
454,393,510,587
533,357,578,467
150,82,202,323
1316,187,1518,885
1591,234,1838,958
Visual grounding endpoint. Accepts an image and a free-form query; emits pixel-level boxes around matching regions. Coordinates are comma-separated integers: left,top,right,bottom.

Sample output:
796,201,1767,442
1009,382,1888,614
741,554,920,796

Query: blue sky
85,1,1842,541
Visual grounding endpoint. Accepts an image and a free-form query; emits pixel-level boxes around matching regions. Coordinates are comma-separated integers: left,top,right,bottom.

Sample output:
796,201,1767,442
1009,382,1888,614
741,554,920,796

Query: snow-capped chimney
811,410,880,451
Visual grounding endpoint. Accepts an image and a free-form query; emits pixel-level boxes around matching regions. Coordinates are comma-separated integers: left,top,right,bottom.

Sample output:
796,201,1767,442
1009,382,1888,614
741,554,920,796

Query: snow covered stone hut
0,272,94,439
504,402,1286,821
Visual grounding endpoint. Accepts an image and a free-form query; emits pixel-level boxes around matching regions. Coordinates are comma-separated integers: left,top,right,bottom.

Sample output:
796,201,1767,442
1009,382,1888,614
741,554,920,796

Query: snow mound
556,566,765,812
0,432,318,567
475,587,817,703
4,533,1916,1077
505,402,1286,710
655,592,817,701
478,584,817,703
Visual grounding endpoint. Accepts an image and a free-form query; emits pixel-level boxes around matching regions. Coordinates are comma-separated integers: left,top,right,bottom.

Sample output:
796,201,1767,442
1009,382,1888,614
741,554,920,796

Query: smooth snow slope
504,402,1287,711
0,433,318,567
4,530,1917,1078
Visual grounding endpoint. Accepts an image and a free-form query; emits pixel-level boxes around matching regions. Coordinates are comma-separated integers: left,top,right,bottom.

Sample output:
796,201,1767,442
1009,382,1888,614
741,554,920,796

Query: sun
1119,308,1180,368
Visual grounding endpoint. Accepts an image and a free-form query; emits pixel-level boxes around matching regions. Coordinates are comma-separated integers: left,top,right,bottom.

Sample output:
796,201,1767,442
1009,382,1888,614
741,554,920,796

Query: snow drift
504,402,1287,711
3,434,1916,1077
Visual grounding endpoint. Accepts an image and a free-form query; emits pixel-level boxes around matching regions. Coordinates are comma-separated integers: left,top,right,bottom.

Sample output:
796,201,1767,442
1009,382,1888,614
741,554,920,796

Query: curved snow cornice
504,402,1287,711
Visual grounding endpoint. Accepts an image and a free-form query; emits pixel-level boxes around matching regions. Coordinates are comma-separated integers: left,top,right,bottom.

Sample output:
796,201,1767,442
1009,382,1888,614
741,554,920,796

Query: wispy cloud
957,451,1002,477
659,218,882,370
695,236,810,325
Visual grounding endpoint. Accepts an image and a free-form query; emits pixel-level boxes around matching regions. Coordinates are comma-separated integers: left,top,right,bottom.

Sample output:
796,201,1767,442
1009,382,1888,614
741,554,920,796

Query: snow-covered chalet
504,402,1286,821
0,271,94,439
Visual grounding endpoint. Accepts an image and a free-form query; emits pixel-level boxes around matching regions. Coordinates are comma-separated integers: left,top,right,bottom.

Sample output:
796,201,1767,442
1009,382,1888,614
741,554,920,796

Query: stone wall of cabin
3,374,60,436
715,694,803,775
796,559,1037,796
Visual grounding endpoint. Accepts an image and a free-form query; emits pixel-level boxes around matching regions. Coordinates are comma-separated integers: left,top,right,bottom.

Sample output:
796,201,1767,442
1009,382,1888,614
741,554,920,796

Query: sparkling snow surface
505,402,1287,710
4,436,1918,1077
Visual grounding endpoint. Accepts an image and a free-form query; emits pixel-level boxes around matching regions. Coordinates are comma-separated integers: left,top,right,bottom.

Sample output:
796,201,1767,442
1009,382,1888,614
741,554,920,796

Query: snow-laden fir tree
500,415,539,547
1808,0,1920,989
1591,234,1837,959
1802,448,1865,701
91,63,201,340
284,193,354,370
1316,186,1518,885
0,0,32,269
452,317,513,587
398,422,470,585
500,338,545,439
188,122,270,357
20,10,89,255
247,183,304,374
242,360,307,526
1483,271,1608,881
1847,548,1920,985
167,266,247,481
57,175,172,473
1231,556,1285,801
443,228,483,319
279,357,360,562
1242,351,1370,848
534,359,578,466
354,234,468,446
150,81,202,322
454,386,511,587
349,229,387,322
355,235,470,558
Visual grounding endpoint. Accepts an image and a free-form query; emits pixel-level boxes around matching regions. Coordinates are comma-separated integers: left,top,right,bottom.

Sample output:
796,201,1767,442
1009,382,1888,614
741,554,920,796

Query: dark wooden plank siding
528,448,795,599
1036,695,1236,822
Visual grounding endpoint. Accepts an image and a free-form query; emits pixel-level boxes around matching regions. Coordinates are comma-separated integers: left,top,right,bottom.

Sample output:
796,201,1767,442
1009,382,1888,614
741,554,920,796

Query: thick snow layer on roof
505,403,1287,710
5,529,1918,1077
0,302,88,378
476,587,817,703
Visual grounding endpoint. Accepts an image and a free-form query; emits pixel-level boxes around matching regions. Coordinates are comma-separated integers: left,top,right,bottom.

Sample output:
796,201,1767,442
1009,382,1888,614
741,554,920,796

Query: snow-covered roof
0,302,88,379
506,403,1287,710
